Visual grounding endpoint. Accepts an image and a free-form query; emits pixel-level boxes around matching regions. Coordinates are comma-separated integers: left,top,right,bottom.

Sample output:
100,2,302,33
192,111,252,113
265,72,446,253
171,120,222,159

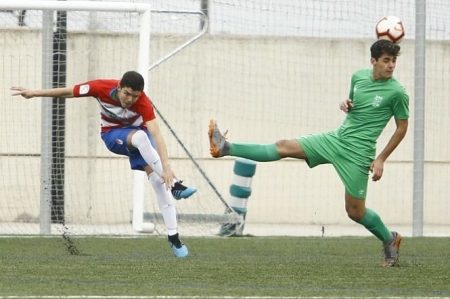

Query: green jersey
337,69,409,153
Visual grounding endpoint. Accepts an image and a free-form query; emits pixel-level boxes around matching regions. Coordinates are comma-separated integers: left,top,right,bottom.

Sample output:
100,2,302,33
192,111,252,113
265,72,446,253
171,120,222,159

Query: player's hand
370,159,384,182
339,99,354,114
162,164,177,190
10,86,35,99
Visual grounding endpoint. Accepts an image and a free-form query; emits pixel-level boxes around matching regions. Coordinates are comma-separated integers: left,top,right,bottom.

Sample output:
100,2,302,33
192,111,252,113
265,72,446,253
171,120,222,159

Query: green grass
0,236,449,297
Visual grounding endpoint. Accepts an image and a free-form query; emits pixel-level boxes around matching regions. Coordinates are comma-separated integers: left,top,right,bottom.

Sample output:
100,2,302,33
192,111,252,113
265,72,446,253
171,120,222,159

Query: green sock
358,208,391,243
230,143,281,162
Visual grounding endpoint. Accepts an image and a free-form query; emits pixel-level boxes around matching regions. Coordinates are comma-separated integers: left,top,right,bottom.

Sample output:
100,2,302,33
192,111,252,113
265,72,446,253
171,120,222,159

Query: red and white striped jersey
72,79,156,132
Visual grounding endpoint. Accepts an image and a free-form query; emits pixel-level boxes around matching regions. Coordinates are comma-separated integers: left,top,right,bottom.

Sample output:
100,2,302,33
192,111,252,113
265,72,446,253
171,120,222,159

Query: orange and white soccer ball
375,16,405,44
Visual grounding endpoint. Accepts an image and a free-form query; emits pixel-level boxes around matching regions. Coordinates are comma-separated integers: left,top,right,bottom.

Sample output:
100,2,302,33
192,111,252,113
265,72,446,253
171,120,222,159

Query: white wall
1,30,449,232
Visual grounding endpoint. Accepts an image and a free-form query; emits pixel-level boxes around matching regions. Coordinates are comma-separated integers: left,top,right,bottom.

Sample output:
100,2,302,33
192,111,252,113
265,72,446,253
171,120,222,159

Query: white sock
148,172,178,234
131,130,163,177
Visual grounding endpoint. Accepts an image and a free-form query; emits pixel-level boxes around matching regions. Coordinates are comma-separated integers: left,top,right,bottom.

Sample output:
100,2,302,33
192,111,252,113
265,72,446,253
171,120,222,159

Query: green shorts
297,131,374,199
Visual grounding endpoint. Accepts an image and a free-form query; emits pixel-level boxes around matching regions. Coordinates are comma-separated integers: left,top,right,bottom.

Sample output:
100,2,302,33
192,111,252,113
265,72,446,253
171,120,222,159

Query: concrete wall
1,29,449,232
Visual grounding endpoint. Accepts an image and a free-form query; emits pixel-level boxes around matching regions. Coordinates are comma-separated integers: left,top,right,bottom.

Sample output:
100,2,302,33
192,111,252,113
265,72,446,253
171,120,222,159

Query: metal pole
413,0,426,236
51,7,67,224
147,10,208,71
40,10,53,234
200,0,209,31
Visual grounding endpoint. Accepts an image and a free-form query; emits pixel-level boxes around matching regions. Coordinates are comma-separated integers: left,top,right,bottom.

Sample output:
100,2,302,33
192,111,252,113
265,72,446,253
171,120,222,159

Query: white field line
1,296,449,299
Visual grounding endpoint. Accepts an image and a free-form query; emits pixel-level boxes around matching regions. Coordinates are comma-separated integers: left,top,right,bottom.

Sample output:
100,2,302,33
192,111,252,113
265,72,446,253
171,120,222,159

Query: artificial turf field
0,236,449,298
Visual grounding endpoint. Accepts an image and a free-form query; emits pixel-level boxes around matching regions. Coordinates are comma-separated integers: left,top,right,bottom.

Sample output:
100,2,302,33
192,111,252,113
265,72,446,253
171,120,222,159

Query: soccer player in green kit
208,39,408,267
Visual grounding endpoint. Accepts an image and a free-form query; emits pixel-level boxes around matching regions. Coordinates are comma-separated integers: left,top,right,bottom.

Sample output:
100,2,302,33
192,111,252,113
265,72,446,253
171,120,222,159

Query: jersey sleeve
72,80,103,98
392,86,410,120
134,93,156,122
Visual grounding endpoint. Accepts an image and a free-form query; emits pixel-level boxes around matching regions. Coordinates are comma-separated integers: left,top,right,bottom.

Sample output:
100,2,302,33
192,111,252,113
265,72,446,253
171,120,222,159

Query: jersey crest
372,95,383,107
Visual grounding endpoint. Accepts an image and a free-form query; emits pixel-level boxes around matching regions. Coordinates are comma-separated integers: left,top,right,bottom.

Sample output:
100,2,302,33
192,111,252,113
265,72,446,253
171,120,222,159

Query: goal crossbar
0,1,151,13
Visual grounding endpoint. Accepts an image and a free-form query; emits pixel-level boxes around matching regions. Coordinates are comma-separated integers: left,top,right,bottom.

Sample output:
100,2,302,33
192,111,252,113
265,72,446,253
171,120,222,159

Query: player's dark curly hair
120,71,145,91
370,39,401,60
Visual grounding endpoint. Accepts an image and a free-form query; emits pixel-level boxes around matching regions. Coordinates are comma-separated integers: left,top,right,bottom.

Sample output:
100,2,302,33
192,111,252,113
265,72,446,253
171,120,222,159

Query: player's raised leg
208,119,282,161
208,119,307,162
130,129,196,199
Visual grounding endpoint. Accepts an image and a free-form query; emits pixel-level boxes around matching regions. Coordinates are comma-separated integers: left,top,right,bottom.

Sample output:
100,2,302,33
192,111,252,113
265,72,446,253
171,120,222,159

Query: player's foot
171,181,196,200
382,231,402,267
168,233,188,258
208,119,230,158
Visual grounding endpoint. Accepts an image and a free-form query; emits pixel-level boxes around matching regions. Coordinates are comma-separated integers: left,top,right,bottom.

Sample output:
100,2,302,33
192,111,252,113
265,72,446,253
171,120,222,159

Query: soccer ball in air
375,16,405,44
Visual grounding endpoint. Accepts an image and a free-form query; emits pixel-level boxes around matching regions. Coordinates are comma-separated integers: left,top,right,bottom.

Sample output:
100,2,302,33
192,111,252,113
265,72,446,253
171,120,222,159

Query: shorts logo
79,84,90,95
115,139,123,145
359,189,365,195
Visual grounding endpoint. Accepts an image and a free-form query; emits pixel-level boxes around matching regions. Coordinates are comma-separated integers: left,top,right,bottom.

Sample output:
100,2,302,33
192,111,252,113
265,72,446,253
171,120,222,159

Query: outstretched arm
370,118,408,181
10,86,74,99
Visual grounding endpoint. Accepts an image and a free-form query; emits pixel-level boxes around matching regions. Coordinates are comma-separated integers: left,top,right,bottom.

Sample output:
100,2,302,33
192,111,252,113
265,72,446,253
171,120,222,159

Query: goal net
1,0,449,237
1,0,238,237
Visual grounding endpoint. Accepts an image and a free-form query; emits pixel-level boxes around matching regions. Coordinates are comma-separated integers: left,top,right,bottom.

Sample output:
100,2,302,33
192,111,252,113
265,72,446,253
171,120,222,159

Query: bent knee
347,211,365,222
345,202,366,222
275,139,306,159
131,130,147,144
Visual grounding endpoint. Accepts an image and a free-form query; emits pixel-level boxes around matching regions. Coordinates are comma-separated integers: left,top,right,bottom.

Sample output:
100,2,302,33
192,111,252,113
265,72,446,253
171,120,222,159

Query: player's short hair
120,71,145,91
370,40,401,60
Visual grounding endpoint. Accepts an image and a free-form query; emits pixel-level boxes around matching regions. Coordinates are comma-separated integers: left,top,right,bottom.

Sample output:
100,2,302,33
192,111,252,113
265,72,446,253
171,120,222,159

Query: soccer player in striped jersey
208,39,408,267
11,70,196,258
